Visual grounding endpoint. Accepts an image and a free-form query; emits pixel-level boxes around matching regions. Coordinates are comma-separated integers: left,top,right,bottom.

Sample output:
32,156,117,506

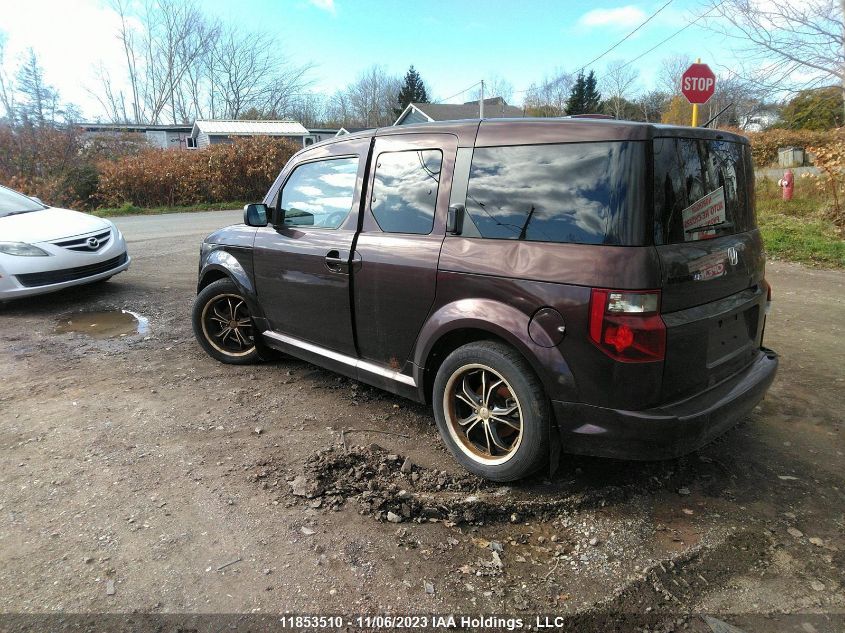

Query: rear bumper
552,348,778,460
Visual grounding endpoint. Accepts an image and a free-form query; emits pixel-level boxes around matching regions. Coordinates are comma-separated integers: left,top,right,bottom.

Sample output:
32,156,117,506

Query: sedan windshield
0,186,47,218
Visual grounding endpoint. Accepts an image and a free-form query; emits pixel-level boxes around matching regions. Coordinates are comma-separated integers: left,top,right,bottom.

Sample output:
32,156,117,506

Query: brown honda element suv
192,118,777,482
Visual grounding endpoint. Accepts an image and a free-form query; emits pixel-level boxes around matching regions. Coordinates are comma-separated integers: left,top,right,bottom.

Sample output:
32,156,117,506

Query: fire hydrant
778,170,794,201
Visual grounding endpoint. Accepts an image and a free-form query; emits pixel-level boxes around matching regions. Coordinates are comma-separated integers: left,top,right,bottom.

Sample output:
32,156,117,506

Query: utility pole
479,79,485,119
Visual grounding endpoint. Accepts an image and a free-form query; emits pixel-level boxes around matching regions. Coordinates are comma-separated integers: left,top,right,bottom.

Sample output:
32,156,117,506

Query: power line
514,0,724,98
574,0,675,76
513,0,674,96
437,81,481,104
618,0,727,70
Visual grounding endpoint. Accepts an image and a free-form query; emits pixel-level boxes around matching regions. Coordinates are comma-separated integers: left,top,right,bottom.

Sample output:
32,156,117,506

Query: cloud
579,6,646,28
308,0,336,14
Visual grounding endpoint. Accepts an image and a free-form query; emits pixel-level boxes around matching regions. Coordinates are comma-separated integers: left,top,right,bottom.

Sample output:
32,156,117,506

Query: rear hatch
653,135,768,402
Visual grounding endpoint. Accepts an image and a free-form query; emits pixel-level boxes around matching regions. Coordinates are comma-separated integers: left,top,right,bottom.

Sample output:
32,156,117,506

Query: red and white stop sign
681,63,716,104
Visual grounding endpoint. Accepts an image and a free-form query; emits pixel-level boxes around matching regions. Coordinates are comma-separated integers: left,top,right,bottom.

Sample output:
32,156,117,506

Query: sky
0,0,763,120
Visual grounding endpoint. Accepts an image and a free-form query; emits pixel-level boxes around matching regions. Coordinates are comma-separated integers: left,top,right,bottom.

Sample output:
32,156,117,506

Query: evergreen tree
15,49,59,126
583,71,601,113
565,70,602,115
395,65,429,116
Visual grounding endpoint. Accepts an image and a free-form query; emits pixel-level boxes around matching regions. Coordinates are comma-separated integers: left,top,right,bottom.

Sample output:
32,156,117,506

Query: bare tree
110,0,141,122
89,63,129,123
635,89,670,122
288,93,327,128
702,72,768,127
523,68,573,116
344,66,401,127
657,54,693,96
100,1,313,124
705,0,844,112
602,60,639,119
324,89,353,126
0,34,15,123
471,75,515,103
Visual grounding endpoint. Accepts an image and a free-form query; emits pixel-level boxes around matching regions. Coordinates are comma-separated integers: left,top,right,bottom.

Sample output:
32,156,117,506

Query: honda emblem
727,246,739,266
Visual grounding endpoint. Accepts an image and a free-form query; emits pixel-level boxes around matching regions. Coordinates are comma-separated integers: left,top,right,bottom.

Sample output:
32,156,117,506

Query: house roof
336,126,369,136
191,119,309,137
394,97,524,125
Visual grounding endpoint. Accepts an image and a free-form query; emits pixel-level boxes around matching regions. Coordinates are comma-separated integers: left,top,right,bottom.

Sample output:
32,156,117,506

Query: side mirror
244,203,269,227
446,203,465,235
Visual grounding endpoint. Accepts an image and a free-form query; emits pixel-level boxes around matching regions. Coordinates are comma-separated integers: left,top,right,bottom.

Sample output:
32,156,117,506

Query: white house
190,120,311,148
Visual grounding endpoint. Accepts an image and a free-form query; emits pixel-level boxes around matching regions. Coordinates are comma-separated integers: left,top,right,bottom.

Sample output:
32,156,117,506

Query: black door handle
325,249,346,273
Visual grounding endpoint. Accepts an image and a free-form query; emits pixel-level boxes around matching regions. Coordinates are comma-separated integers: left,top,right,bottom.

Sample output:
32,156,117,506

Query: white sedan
0,185,130,300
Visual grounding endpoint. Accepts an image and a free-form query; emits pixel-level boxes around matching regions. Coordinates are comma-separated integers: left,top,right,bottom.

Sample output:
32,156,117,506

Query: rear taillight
589,289,666,363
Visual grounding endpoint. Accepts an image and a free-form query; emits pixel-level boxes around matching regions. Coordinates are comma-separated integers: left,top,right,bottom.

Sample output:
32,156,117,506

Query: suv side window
370,149,442,235
462,142,647,246
279,156,359,229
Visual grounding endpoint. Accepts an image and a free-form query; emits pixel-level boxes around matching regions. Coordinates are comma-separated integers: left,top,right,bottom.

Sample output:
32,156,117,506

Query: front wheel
192,278,261,364
432,341,549,482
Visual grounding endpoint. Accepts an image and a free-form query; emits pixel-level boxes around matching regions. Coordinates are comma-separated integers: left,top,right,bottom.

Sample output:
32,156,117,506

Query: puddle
55,309,149,339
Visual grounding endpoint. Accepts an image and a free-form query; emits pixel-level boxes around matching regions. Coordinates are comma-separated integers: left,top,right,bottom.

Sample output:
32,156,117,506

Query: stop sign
681,63,716,105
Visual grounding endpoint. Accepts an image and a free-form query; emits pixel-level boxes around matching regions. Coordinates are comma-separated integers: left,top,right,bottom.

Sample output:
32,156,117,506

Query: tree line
0,0,841,130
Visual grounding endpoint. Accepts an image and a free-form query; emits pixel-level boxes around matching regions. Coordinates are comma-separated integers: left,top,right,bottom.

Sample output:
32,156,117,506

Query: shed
190,120,310,148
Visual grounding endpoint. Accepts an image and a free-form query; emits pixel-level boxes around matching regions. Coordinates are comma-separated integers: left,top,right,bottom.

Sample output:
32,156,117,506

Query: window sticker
682,186,726,241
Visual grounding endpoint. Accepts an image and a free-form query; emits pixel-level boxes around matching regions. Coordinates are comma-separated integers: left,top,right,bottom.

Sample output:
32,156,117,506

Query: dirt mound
274,445,632,525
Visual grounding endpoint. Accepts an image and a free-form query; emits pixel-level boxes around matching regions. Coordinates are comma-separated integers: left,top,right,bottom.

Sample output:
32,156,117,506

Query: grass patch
90,201,246,218
756,177,845,269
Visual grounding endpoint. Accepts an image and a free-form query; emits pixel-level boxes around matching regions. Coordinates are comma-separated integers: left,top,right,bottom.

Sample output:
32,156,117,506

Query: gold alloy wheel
200,293,256,357
443,363,524,465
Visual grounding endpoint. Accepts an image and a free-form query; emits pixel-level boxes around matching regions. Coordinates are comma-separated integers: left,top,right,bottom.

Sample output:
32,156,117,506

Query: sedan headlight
0,242,50,256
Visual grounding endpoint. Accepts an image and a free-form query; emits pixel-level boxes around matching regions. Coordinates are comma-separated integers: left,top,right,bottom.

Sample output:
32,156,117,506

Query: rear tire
432,341,549,482
192,278,261,364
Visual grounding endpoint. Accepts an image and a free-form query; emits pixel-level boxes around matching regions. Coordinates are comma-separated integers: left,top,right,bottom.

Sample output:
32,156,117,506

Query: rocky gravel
0,212,843,631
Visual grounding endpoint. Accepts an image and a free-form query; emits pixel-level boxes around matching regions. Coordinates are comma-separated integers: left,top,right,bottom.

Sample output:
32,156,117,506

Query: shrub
0,125,148,208
717,127,836,167
805,129,845,227
94,137,298,209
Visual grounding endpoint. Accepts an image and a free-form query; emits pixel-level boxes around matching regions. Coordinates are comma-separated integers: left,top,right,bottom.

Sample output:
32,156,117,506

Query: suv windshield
0,186,46,218
653,137,755,244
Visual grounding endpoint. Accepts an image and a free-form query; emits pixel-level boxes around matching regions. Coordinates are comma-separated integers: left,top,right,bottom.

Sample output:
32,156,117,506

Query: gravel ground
0,211,843,631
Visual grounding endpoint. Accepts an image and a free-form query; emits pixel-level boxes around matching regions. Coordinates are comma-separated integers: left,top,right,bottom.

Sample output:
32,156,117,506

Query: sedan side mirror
244,203,269,227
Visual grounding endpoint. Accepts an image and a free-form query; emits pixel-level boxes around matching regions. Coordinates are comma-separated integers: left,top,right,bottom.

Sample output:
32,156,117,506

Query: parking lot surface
1,211,843,629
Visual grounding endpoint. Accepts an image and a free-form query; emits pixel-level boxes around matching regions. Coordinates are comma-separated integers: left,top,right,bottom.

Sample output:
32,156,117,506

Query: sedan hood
0,208,111,243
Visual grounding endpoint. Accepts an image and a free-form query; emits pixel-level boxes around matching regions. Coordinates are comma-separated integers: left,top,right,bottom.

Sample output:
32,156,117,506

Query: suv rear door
352,133,458,376
653,135,768,401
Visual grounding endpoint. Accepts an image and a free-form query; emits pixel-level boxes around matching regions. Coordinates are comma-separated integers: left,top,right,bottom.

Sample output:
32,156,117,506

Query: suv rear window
462,142,648,246
653,138,755,244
